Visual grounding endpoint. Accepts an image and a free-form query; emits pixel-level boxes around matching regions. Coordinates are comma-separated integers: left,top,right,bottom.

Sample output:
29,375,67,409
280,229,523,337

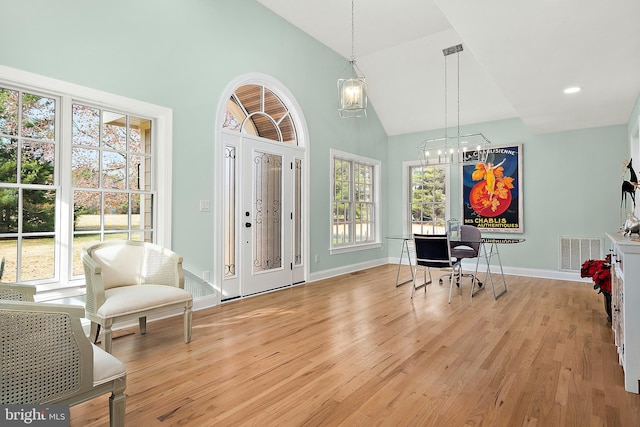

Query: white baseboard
308,257,389,283
390,256,587,283
193,293,218,310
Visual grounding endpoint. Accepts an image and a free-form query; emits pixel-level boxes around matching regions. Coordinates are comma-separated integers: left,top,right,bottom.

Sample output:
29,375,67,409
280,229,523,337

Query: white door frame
214,74,309,302
241,136,293,296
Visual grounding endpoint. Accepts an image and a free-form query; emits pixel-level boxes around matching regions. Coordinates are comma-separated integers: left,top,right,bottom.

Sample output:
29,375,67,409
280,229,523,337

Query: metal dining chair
412,234,461,303
449,225,483,299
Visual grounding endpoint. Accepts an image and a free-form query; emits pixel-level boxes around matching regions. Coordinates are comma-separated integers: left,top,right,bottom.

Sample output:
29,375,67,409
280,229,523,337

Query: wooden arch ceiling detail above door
224,84,297,144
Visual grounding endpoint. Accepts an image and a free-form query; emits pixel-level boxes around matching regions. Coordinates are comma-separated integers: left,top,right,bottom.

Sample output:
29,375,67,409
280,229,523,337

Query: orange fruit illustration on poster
469,159,515,217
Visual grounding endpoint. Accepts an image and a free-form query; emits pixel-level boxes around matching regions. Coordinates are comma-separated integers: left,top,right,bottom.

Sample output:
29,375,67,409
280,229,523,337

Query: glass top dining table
386,234,525,299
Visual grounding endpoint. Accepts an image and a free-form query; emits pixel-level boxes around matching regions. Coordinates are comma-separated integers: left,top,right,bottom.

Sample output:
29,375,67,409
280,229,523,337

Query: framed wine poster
460,144,523,233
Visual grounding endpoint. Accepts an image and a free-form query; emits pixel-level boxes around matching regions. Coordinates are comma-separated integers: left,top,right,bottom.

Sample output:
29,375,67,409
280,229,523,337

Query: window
0,87,58,282
0,67,171,290
407,163,448,235
223,84,297,145
331,149,380,253
71,105,154,276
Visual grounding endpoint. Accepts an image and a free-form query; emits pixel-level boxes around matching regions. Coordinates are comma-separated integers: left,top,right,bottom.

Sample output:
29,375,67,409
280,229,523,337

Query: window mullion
349,160,355,244
58,95,73,283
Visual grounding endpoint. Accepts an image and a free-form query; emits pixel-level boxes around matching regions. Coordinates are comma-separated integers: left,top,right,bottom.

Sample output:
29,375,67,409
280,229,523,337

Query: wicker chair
0,300,126,427
82,240,193,353
0,282,37,301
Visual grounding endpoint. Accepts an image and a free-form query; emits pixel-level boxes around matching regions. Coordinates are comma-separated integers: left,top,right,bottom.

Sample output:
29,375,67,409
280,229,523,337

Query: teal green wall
629,95,640,150
0,0,636,279
629,96,640,136
388,118,628,271
0,0,388,276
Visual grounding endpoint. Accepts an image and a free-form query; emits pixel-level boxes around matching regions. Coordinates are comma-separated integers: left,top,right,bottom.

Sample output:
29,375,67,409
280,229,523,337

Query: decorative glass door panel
242,137,292,296
224,145,237,278
252,150,282,272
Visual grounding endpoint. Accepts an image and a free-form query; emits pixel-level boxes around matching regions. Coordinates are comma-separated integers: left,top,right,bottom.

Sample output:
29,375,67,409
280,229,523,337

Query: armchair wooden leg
109,378,126,427
103,320,113,354
139,316,147,335
90,322,100,344
184,303,193,343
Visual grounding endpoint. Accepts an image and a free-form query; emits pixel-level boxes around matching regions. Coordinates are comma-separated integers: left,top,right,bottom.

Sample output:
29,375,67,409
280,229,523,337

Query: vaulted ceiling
257,0,640,136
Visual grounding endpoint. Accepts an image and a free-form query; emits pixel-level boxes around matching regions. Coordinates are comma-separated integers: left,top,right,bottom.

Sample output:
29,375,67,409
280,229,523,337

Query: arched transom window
223,84,297,145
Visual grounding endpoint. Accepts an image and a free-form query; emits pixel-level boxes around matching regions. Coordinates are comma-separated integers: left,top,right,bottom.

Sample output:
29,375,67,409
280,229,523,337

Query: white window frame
330,149,381,254
0,65,173,290
402,160,451,236
0,85,60,284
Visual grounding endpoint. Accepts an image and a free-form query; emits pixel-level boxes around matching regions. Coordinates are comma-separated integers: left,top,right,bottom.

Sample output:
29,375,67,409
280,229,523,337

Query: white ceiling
257,0,640,136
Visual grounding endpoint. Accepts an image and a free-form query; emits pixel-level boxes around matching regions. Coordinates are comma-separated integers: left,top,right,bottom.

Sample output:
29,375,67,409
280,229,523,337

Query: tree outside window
0,84,155,284
0,87,57,282
331,151,380,250
71,104,154,276
409,165,446,235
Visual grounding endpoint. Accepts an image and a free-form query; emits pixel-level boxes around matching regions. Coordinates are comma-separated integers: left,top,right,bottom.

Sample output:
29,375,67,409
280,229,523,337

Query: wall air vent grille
559,236,603,271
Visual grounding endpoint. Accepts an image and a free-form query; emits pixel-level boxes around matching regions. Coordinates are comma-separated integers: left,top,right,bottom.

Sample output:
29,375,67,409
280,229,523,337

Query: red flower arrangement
580,254,611,294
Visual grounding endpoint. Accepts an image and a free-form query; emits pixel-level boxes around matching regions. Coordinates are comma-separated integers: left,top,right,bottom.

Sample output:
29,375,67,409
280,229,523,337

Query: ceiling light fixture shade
338,65,367,118
338,0,367,118
419,44,490,165
419,132,491,165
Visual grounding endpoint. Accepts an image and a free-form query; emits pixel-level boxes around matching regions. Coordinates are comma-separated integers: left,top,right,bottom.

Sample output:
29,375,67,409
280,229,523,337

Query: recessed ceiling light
564,86,581,94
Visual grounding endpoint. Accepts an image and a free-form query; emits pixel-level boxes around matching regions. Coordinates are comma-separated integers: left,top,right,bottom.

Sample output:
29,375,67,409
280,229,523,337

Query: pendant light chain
419,44,491,165
457,50,460,139
443,46,462,141
350,0,355,62
444,52,448,140
337,0,367,118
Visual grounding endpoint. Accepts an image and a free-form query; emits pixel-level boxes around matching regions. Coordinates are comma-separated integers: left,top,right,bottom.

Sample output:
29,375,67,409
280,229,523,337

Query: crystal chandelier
338,0,367,118
419,44,490,165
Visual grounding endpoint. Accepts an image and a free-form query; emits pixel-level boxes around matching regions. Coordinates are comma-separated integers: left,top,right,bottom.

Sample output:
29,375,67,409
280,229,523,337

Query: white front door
241,137,294,295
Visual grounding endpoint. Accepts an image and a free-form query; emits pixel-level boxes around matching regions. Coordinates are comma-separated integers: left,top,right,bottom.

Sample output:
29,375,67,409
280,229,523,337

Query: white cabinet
607,232,640,393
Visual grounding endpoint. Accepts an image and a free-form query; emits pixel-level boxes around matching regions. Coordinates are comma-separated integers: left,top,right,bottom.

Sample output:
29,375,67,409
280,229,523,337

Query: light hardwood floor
72,265,640,426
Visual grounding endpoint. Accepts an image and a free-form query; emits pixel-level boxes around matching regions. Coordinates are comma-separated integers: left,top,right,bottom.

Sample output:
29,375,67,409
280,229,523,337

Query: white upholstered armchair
82,240,193,353
0,300,126,427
